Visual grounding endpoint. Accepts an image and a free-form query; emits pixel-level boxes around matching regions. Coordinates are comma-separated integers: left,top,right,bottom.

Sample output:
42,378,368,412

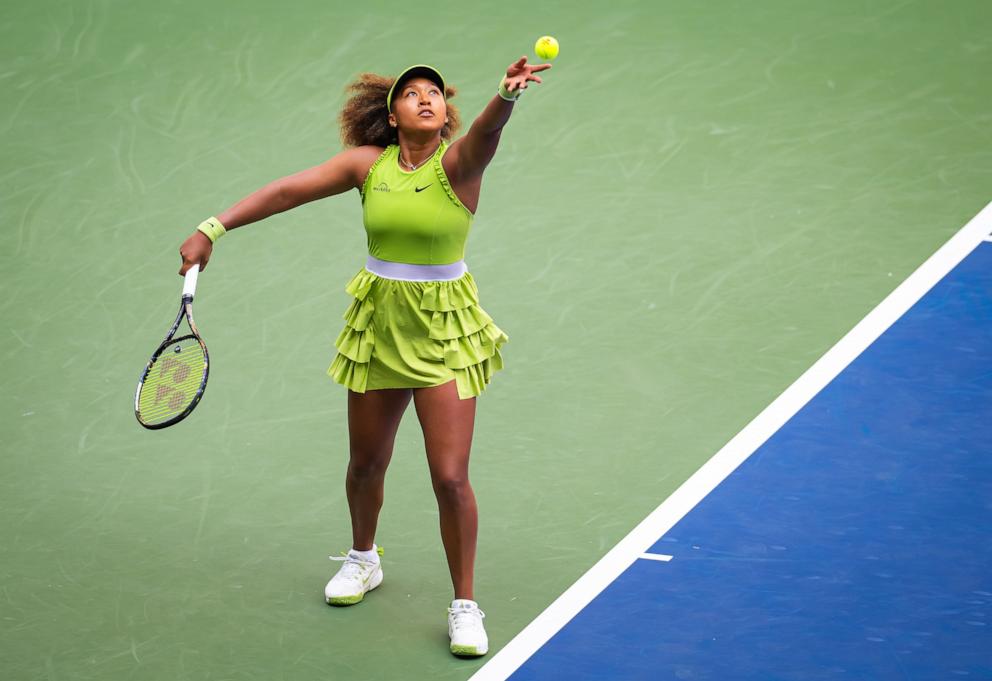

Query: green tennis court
2,0,989,678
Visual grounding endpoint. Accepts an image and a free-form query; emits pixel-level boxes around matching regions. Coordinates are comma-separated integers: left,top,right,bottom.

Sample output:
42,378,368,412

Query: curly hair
338,72,461,148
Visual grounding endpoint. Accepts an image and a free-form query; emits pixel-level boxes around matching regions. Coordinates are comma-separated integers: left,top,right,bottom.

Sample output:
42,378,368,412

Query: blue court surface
471,207,992,680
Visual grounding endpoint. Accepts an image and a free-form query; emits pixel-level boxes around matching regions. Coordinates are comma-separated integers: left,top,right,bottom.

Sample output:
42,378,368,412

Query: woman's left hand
503,56,551,93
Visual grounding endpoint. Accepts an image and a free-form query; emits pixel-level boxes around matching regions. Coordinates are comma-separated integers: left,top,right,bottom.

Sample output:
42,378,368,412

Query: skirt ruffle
327,267,508,399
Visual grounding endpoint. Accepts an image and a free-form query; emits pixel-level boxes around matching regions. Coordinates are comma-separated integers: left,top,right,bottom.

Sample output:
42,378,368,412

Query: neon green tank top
360,139,474,265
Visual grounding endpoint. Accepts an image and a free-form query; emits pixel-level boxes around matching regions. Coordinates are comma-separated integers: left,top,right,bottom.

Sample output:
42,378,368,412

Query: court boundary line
639,553,673,562
469,201,992,681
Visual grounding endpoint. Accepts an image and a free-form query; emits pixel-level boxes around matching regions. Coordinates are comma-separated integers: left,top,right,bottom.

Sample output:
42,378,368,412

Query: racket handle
183,263,200,299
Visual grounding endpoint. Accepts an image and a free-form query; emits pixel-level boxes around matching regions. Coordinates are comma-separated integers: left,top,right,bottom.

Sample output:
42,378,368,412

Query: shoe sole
450,644,488,657
325,568,383,606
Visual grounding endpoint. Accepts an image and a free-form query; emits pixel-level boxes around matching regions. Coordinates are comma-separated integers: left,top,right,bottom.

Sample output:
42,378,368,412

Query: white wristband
497,75,521,101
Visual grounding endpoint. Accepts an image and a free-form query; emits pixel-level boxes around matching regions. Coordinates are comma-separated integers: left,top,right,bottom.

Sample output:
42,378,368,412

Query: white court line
639,553,674,562
469,201,992,681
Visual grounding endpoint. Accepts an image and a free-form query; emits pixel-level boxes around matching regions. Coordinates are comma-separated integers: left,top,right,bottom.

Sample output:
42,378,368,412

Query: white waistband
365,255,468,281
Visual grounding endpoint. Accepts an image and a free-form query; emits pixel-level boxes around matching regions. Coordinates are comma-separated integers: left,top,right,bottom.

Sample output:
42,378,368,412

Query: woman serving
178,56,551,657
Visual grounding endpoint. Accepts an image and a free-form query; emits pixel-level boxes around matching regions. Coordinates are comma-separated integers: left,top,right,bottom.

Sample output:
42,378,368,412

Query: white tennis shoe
448,598,489,656
324,545,384,606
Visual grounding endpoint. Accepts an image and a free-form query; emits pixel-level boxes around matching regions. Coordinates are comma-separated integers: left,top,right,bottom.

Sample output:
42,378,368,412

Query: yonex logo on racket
151,357,194,410
157,356,191,383
155,385,186,411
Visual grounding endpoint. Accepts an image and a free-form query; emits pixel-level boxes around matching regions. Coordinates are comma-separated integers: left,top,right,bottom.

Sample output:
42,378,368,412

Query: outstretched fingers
505,56,552,91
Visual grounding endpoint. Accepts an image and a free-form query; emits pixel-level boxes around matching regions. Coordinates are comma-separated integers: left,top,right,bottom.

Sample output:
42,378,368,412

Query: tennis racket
134,264,210,429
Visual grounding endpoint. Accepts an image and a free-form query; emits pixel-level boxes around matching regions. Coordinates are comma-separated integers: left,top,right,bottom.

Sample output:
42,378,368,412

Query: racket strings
137,336,207,426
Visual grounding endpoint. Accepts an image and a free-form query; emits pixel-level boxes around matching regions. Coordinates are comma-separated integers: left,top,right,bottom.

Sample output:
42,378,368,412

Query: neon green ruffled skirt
327,267,509,399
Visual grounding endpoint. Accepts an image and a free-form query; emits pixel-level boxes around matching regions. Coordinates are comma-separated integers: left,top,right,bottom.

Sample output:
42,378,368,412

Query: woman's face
389,77,447,134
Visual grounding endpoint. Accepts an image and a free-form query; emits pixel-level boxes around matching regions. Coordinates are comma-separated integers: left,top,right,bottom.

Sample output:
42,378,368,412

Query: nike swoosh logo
362,566,379,586
415,184,432,192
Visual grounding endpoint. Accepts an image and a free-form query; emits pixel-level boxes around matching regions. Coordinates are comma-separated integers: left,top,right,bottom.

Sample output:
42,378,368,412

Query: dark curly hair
338,72,461,148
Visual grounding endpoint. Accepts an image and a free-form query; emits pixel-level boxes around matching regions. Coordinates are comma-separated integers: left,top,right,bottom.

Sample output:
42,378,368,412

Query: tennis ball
535,36,559,61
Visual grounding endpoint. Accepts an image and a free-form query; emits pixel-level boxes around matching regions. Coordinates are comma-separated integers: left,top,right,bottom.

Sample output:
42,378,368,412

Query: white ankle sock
350,545,379,562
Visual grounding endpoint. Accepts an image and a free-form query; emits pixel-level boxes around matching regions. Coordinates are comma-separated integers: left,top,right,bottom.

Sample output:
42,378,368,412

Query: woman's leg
346,387,413,550
412,379,478,600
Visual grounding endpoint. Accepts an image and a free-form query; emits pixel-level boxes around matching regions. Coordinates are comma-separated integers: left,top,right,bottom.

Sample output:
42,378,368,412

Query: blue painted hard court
507,244,992,679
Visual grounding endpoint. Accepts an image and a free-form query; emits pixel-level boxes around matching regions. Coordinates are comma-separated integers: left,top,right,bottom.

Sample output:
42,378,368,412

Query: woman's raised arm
448,57,551,181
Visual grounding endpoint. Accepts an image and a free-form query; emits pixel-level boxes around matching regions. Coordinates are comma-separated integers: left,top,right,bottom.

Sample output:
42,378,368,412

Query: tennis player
178,56,550,657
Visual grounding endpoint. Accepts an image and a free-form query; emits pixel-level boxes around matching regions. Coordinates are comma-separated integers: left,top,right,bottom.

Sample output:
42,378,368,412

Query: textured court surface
487,228,992,680
2,1,990,679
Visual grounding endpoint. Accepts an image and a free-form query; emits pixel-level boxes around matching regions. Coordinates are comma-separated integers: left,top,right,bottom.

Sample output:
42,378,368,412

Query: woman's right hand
503,55,551,93
179,231,214,275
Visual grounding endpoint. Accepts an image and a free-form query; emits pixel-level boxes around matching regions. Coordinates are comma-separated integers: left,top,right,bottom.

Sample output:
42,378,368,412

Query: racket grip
183,263,200,298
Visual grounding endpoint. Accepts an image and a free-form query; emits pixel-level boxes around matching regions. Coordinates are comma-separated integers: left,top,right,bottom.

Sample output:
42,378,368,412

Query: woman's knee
432,474,473,504
347,450,391,482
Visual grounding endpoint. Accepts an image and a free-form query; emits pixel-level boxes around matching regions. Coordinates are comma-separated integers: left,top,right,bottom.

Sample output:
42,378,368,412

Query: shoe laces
448,604,486,631
328,546,383,578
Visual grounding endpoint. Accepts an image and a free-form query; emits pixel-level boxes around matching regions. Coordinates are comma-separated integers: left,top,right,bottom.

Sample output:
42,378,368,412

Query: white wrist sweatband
497,75,522,101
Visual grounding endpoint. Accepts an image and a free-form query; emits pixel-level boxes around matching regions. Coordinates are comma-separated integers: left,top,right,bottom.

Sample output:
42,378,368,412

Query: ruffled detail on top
359,141,471,218
327,267,508,399
360,147,393,202
433,141,473,219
